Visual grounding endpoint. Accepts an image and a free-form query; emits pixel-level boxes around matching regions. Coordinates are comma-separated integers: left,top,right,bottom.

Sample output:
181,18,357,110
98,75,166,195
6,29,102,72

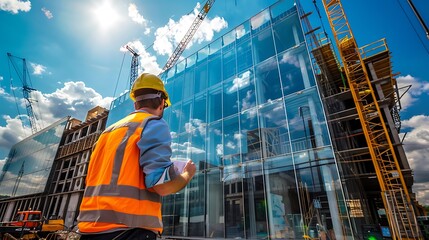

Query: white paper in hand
171,158,188,174
155,158,189,186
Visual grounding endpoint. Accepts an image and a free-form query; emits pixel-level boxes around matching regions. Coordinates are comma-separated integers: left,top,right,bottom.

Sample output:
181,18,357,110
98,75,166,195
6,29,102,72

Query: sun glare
94,1,119,30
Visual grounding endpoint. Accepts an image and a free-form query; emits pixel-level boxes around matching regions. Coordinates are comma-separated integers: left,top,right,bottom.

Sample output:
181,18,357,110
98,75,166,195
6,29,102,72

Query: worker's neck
138,107,160,116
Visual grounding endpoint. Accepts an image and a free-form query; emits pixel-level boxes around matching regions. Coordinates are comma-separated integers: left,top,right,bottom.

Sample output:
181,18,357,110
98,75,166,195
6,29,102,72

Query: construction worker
77,73,196,240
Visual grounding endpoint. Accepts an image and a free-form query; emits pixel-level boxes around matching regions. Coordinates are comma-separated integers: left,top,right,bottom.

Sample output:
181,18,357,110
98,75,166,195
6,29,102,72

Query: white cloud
216,143,223,156
0,0,31,14
171,141,205,157
41,7,53,19
236,24,247,39
121,40,162,75
33,81,113,125
0,115,29,153
30,62,47,75
229,70,251,93
250,9,270,29
0,157,5,171
153,2,227,56
400,115,429,205
397,75,429,110
0,87,16,102
0,75,3,81
225,141,236,150
128,3,151,35
0,81,112,160
280,50,300,67
185,118,206,136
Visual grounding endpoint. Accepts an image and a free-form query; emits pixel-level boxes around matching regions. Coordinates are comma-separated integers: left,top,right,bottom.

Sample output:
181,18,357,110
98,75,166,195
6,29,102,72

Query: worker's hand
183,160,196,181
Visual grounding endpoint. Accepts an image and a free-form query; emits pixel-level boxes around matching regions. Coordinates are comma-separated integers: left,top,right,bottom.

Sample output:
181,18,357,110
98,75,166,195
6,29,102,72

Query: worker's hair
134,88,166,110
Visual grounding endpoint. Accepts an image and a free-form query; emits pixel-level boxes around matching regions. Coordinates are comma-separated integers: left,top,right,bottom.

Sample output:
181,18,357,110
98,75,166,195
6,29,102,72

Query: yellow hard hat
130,73,171,107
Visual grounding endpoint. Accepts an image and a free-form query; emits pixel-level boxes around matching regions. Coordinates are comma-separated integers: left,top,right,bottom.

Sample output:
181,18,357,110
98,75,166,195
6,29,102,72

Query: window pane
222,49,236,80
244,162,267,239
236,70,256,111
183,68,195,100
270,0,295,21
207,121,222,168
172,74,184,104
162,194,176,235
191,94,207,167
193,93,206,122
223,78,239,118
236,21,251,43
223,165,244,238
169,103,181,134
236,39,253,73
240,109,261,162
206,169,224,238
255,57,282,105
273,11,304,53
173,189,187,236
223,29,236,50
197,46,208,62
222,116,240,166
188,173,205,237
176,60,186,75
208,85,222,122
264,157,300,239
252,28,276,64
294,164,350,240
279,44,315,96
186,53,196,69
208,56,222,87
194,62,208,94
251,9,271,32
172,133,191,162
189,111,207,168
285,88,330,154
258,100,291,158
180,100,192,134
209,37,222,59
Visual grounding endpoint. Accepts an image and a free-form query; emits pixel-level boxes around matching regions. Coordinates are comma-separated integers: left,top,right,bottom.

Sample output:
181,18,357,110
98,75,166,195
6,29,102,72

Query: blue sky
0,0,428,204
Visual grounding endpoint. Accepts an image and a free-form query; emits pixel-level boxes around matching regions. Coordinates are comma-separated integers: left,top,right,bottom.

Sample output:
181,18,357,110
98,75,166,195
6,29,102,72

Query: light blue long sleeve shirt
135,110,175,188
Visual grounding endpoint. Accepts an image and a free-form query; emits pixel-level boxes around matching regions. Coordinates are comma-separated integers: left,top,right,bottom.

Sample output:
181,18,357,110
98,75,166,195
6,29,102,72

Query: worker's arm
138,118,195,196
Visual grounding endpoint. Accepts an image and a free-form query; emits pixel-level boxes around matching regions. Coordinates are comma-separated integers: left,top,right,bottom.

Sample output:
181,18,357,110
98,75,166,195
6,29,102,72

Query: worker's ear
159,99,165,110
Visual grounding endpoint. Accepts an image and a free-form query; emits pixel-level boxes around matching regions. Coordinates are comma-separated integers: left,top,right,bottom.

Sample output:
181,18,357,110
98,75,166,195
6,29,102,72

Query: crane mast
7,53,39,134
125,45,140,89
161,0,215,72
320,0,422,239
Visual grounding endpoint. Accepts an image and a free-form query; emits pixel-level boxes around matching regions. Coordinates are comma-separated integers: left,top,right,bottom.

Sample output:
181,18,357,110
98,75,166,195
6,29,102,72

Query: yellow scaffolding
321,0,422,239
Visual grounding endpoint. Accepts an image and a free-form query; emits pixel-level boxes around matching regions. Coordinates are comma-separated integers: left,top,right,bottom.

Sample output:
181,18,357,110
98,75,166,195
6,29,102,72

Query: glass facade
107,1,353,239
0,117,68,198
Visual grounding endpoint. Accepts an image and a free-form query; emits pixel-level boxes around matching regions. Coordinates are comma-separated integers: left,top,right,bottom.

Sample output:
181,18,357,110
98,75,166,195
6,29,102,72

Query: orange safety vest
77,111,163,234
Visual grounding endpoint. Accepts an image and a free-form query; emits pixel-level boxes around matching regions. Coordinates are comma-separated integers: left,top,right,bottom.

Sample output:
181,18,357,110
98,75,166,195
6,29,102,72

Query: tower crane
7,53,40,134
125,45,140,89
161,0,215,72
121,0,215,90
320,0,422,239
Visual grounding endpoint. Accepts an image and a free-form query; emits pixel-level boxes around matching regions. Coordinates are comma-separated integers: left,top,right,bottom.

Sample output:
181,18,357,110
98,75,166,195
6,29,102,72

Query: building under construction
0,0,427,239
0,107,108,228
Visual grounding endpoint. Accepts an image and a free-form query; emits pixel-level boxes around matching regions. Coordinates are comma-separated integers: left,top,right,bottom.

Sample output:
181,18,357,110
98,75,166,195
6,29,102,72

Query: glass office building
108,1,353,239
0,117,69,199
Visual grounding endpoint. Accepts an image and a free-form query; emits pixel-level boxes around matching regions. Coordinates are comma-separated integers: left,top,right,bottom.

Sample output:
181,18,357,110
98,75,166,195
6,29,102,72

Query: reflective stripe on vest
78,112,163,233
